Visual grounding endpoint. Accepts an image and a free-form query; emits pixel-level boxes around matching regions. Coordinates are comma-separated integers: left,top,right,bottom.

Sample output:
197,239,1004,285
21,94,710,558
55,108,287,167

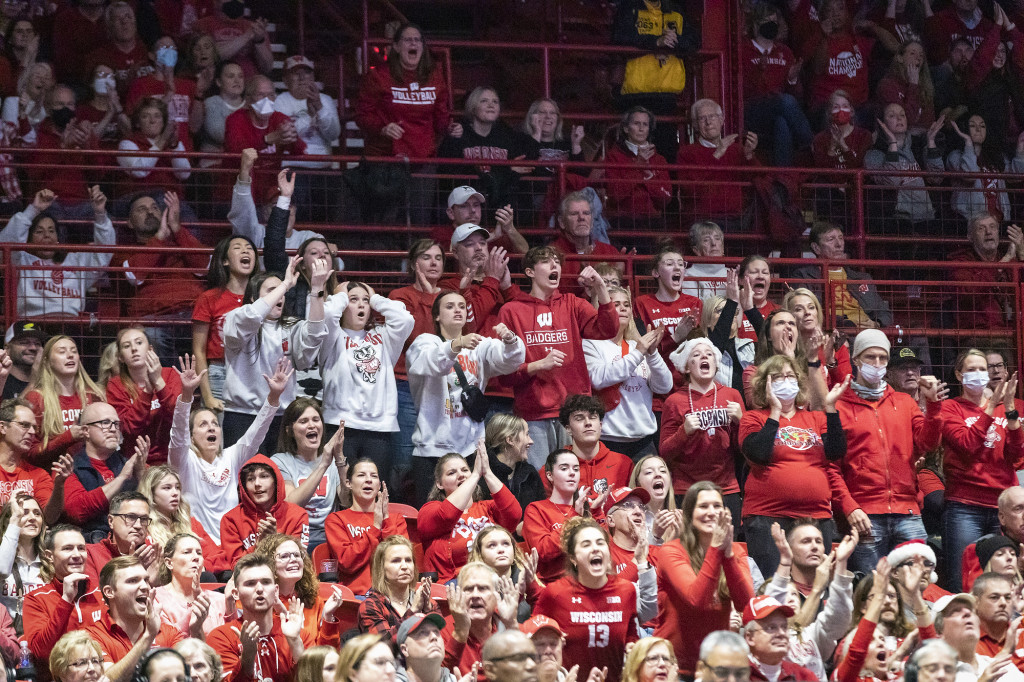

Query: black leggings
742,515,837,577
324,423,394,488
222,410,282,456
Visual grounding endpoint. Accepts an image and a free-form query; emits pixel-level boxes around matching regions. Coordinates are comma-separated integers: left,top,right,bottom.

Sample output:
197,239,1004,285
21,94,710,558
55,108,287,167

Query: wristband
1007,409,1020,421
807,360,822,368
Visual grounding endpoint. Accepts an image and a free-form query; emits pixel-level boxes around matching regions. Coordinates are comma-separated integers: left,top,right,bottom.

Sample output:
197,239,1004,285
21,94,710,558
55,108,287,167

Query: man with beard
935,593,1019,682
84,491,159,583
785,521,828,597
434,185,528,255
1,322,46,400
482,631,539,682
85,555,186,658
120,191,207,364
397,613,454,682
971,573,1014,656
742,596,816,682
443,562,518,674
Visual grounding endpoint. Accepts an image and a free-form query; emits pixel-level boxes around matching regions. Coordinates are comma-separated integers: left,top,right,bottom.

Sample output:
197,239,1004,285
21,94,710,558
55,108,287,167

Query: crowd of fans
1,1,1024,682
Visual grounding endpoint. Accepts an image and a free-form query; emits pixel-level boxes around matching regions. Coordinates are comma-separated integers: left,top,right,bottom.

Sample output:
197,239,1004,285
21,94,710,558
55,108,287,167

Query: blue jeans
943,501,1001,592
390,380,417,497
849,514,927,576
744,94,813,167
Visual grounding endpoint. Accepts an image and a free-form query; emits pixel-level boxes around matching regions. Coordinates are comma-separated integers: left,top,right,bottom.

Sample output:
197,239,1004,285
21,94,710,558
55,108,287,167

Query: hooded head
238,454,286,516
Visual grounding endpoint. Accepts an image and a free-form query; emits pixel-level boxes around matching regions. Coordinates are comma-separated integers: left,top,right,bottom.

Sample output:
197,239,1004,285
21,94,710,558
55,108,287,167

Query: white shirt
274,91,341,167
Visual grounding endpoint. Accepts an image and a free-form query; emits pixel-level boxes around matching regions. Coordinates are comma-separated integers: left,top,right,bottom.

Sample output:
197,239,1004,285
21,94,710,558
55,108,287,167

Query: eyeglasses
361,657,396,669
897,559,935,569
276,551,302,562
989,363,1007,370
702,664,751,681
68,657,104,671
110,513,150,526
3,420,35,432
615,501,645,511
85,419,121,431
490,652,539,664
644,654,676,666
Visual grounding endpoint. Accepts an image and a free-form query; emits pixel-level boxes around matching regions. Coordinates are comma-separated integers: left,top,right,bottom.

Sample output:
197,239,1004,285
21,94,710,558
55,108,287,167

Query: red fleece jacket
220,455,310,563
941,397,1024,508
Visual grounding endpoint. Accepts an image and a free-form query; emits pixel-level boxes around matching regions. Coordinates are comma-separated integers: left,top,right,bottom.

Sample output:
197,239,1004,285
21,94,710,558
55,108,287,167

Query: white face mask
962,370,990,391
93,75,115,94
252,96,275,116
771,378,799,402
858,363,888,385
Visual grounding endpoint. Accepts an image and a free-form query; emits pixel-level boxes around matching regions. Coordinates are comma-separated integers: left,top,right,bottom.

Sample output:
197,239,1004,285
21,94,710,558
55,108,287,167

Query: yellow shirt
828,268,871,326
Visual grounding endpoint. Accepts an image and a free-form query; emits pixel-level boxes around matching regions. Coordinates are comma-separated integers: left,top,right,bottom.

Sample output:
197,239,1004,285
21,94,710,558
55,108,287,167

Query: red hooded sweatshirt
660,382,744,496
537,444,634,498
833,386,943,517
941,397,1024,508
220,455,310,563
24,576,107,671
498,291,618,420
324,508,409,595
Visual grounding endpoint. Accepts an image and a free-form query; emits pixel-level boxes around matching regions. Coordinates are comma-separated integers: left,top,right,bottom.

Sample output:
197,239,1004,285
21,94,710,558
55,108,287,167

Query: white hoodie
582,338,673,440
318,292,414,430
222,297,327,414
0,205,114,318
406,333,525,459
168,396,276,542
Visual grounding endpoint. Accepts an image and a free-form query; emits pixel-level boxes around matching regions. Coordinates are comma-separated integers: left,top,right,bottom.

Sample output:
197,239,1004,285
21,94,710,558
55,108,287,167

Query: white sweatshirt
273,91,342,167
222,298,327,415
318,292,414,431
406,333,525,459
582,338,673,440
0,205,115,318
168,396,276,542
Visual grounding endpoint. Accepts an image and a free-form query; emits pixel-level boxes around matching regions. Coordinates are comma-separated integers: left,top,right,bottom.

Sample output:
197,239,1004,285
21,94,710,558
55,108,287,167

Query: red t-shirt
806,33,873,108
742,39,799,101
223,109,306,203
633,292,703,409
737,299,779,341
323,508,409,595
192,287,245,361
0,462,53,509
533,574,639,682
660,382,744,495
522,499,577,583
85,42,154,98
86,612,184,662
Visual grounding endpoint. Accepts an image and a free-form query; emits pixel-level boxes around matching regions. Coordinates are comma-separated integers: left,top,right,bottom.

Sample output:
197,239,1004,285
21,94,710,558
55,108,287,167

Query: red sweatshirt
498,292,618,420
24,576,107,666
811,127,873,170
223,109,306,203
220,455,310,563
0,460,53,510
676,142,752,221
24,390,98,467
533,574,639,682
538,444,634,497
924,7,994,64
28,120,93,202
106,368,181,465
522,499,577,583
832,386,943,516
389,285,439,381
192,517,229,575
633,291,703,409
876,76,934,130
550,235,623,299
354,65,451,158
442,617,495,673
742,39,800,101
323,508,409,595
603,142,672,216
739,409,847,518
653,541,754,676
805,32,873,108
609,539,660,581
941,397,1024,508
660,382,744,495
419,486,523,583
208,617,296,682
120,228,208,318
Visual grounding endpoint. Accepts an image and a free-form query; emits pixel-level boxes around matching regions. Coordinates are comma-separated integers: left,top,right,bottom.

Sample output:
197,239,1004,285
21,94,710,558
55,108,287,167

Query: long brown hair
27,335,103,449
387,23,435,84
560,516,611,578
113,327,152,402
679,481,731,602
275,397,325,456
253,533,319,609
428,453,481,503
0,493,49,581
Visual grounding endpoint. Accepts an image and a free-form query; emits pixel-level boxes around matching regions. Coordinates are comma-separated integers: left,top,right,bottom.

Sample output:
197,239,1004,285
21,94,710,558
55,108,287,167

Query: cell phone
666,21,678,32
419,572,439,582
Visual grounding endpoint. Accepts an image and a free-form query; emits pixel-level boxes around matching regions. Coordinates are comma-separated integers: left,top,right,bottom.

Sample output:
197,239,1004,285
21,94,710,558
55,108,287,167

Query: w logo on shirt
537,312,553,327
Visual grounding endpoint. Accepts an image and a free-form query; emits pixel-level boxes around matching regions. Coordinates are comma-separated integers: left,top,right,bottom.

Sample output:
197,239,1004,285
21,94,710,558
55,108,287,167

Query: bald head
998,487,1024,543
483,631,538,682
80,402,121,456
245,75,275,103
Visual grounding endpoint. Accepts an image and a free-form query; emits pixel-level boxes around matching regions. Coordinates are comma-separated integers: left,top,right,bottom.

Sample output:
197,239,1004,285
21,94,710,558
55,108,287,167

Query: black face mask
222,0,245,19
759,20,780,40
50,107,74,129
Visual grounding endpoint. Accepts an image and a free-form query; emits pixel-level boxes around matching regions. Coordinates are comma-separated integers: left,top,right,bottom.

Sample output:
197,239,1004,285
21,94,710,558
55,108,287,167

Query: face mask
962,370,990,390
222,0,245,19
252,97,274,116
759,21,780,40
832,108,852,125
858,363,888,384
156,46,178,69
50,107,74,129
771,378,799,402
93,75,115,94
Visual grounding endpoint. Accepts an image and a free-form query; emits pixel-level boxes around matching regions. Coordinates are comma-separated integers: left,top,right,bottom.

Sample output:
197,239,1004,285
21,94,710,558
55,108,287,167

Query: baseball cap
284,55,315,71
889,346,923,369
933,593,975,615
520,615,566,638
447,185,485,208
606,486,651,508
450,223,490,250
6,320,47,344
396,612,447,646
742,595,796,625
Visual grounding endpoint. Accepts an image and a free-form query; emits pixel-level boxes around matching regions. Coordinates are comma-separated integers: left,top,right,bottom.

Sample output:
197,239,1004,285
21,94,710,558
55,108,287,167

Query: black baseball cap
6,320,48,344
889,347,923,369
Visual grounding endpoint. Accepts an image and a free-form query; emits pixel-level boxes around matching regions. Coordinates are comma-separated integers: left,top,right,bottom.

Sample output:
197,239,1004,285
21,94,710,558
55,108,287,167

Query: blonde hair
370,535,416,596
139,465,192,549
50,631,102,682
97,341,119,389
628,455,677,510
337,634,389,682
469,525,527,576
113,327,152,401
750,355,809,409
485,414,529,457
955,348,988,375
608,286,641,341
783,288,824,330
622,638,677,682
523,98,564,140
700,295,731,337
28,336,103,449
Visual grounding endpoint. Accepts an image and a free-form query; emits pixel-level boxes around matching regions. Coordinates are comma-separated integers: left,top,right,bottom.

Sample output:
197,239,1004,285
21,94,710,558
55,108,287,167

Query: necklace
688,383,718,435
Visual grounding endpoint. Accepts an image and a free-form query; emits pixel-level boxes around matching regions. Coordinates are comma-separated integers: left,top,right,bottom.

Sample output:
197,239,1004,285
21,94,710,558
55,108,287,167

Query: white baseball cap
450,223,490,250
447,185,485,208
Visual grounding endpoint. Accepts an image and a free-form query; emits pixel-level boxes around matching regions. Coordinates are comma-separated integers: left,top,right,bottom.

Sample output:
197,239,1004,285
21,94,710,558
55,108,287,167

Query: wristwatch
1006,409,1020,421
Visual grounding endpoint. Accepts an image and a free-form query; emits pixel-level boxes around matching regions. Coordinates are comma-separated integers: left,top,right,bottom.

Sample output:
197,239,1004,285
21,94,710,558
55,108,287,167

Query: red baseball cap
742,595,795,625
520,615,566,638
606,486,651,508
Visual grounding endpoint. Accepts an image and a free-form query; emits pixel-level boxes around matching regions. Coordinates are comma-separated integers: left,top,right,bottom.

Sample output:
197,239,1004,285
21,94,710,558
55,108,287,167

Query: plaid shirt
357,588,439,642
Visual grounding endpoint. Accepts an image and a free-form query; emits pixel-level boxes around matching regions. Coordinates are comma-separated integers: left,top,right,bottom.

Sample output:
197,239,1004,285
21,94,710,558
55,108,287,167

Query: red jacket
419,486,523,583
604,142,672,216
208,617,296,682
220,455,310,563
941,397,1024,508
24,576,107,665
354,65,451,158
106,367,181,465
660,382,744,495
324,508,409,595
654,541,754,676
498,292,618,420
538,444,634,498
833,386,943,516
522,499,578,583
676,142,751,221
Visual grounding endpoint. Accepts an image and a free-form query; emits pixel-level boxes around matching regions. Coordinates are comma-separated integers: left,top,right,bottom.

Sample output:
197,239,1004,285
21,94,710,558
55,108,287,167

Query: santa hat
670,337,722,376
887,539,938,583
